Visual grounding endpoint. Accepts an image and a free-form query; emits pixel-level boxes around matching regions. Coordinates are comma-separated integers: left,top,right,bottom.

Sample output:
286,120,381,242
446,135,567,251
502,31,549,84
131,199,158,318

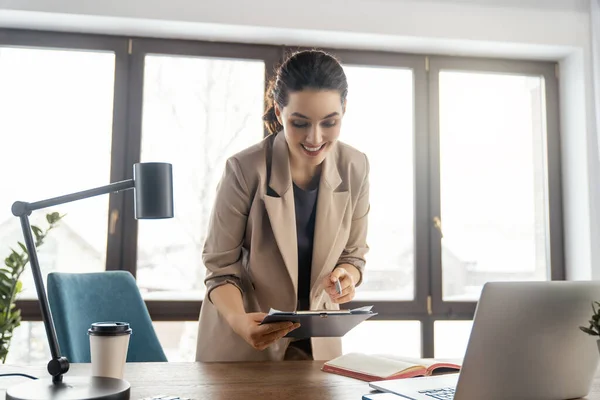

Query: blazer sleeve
202,156,251,303
336,153,370,287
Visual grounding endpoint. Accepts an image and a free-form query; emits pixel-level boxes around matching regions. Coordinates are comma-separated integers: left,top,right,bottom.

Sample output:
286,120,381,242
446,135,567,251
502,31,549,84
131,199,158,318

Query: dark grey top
293,182,319,311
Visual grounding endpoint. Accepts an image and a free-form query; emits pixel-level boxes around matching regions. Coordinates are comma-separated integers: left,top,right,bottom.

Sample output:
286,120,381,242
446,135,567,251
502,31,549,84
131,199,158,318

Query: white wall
1,0,598,279
590,0,600,281
560,50,597,280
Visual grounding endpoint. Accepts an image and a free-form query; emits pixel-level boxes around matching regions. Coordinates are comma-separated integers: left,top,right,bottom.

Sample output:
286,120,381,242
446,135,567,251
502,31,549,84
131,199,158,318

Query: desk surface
1,362,600,400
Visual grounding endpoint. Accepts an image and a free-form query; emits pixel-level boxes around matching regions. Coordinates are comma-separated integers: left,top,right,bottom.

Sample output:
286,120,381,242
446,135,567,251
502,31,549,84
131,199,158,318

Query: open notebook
322,353,461,382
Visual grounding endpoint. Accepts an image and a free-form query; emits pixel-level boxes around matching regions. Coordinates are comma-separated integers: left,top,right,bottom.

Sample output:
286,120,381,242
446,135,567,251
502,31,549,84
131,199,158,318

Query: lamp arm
12,179,134,216
17,215,67,383
10,179,134,384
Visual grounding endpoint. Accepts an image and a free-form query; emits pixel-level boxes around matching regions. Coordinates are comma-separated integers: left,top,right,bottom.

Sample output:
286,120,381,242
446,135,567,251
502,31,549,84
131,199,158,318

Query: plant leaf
8,250,22,264
47,212,63,224
580,326,599,335
31,226,43,242
17,242,28,256
4,257,15,268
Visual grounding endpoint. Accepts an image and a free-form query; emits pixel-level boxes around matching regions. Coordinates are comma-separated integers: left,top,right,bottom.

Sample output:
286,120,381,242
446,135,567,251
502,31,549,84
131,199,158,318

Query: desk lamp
6,162,173,400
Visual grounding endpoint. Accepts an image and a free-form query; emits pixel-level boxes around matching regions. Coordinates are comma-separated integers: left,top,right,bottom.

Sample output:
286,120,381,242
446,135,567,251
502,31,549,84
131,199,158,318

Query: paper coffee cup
88,322,132,380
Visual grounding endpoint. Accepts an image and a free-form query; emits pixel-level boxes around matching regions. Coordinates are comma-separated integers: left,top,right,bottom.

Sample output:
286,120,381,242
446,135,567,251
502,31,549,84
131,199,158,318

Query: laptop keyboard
418,387,455,399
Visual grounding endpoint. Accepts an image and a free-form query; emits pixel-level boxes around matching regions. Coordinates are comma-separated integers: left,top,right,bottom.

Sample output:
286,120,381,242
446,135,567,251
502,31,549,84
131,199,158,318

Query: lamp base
6,376,130,400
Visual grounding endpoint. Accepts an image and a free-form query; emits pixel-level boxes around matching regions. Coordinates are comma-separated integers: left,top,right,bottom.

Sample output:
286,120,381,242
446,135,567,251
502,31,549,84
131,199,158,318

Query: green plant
579,301,600,336
0,211,64,363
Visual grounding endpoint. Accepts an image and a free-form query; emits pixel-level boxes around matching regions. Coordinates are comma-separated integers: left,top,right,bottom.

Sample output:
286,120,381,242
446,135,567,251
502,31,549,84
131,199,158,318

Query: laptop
370,281,600,400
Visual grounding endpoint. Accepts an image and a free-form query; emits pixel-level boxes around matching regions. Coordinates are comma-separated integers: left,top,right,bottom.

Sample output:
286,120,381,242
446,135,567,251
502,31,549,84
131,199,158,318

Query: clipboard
260,306,377,338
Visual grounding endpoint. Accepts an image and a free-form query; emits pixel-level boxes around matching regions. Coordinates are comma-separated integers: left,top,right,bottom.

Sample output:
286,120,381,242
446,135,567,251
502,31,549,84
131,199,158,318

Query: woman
195,50,370,362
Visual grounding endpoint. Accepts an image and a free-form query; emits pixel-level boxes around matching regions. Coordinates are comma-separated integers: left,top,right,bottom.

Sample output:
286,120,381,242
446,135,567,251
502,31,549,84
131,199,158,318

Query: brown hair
263,50,348,135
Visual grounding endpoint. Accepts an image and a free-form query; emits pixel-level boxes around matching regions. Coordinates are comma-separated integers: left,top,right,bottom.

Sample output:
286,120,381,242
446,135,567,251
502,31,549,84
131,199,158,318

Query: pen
335,279,342,295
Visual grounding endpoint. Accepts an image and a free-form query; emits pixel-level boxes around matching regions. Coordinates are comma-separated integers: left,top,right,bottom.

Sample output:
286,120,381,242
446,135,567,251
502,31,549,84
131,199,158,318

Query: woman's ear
342,99,347,115
274,104,283,125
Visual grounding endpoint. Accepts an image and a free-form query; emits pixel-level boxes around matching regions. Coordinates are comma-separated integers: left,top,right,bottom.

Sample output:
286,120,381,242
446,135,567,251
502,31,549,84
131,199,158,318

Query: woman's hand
323,264,360,304
228,313,300,351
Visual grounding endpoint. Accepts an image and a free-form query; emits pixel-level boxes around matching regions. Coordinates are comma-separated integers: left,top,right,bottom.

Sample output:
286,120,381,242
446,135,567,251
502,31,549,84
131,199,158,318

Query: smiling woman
196,50,371,362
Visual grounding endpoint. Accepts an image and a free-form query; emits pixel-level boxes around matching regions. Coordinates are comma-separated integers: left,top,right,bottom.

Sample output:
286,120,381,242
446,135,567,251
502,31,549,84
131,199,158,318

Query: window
438,71,549,301
153,321,198,362
342,64,415,301
343,321,421,358
434,320,473,359
136,54,265,301
428,57,562,326
4,322,49,365
3,31,562,360
0,46,116,299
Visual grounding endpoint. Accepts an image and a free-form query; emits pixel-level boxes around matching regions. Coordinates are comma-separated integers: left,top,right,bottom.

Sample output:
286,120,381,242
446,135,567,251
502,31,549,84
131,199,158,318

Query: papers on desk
260,306,377,338
267,305,374,315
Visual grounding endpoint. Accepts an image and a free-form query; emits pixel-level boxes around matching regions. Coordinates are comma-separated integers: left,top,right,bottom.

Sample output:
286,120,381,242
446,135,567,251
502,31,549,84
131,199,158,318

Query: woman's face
275,90,345,168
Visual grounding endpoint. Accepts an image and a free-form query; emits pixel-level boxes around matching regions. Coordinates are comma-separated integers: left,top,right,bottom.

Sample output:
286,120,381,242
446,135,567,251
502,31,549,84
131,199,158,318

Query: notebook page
326,353,423,378
376,355,462,368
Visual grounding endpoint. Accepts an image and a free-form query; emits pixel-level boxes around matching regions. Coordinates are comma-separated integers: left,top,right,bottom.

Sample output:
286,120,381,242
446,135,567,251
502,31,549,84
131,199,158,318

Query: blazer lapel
263,133,299,295
310,145,350,293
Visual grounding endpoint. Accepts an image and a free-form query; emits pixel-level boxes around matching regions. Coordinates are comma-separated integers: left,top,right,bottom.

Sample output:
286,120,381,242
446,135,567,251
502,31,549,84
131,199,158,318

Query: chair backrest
47,271,167,363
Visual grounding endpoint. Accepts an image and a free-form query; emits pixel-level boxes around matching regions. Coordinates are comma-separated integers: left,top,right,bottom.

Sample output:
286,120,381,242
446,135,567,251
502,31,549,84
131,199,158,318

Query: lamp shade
133,163,174,219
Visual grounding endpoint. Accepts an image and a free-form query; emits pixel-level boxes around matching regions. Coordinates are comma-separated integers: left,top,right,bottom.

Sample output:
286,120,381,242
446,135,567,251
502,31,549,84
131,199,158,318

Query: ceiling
377,0,590,12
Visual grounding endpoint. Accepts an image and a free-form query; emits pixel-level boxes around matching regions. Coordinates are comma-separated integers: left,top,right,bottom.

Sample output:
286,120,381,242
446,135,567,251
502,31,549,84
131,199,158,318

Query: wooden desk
1,362,599,400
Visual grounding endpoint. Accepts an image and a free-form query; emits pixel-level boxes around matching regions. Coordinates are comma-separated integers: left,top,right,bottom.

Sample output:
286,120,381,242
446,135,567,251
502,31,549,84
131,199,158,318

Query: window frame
2,29,564,359
120,37,282,320
427,56,564,318
1,28,130,323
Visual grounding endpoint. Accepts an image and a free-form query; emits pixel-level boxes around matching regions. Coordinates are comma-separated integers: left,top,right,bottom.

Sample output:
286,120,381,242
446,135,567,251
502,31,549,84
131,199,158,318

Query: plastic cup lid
88,322,132,336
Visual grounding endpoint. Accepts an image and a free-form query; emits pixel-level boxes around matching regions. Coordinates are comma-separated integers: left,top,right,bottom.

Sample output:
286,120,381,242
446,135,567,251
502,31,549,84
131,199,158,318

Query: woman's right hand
228,313,300,351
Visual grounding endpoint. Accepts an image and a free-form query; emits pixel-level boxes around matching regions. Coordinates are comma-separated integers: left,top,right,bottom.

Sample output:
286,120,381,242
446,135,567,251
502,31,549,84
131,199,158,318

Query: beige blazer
195,132,370,362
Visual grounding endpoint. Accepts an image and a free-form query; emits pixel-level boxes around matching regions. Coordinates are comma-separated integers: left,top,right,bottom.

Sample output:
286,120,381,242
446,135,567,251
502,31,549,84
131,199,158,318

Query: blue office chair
47,271,168,363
